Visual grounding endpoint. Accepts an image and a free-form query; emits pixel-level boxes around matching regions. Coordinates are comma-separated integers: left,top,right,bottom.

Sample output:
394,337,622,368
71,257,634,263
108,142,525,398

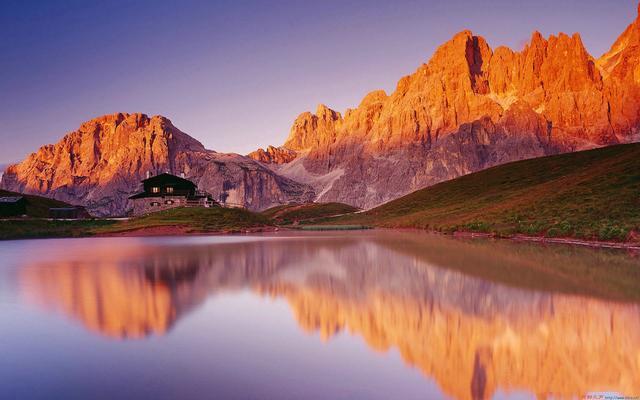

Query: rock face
251,3,640,208
247,145,297,164
0,113,314,216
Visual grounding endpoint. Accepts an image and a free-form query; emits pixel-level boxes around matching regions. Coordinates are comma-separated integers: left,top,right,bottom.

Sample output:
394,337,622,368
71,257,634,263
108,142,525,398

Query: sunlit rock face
0,113,314,216
247,145,297,164
17,233,640,398
252,4,640,208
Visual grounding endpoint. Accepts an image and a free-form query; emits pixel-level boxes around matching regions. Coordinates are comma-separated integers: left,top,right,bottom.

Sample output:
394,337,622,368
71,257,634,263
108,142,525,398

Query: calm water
1,231,639,400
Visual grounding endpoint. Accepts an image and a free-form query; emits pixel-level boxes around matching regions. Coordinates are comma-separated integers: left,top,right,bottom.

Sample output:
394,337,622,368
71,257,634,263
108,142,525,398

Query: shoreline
3,222,640,251
90,225,640,251
95,225,280,237
447,230,640,251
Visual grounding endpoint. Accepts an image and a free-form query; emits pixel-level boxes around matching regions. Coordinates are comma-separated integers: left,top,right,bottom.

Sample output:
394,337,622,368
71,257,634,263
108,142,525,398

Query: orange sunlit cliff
249,3,640,207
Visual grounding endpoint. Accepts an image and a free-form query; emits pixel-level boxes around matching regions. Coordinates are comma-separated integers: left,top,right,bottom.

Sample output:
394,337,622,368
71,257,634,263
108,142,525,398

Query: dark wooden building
0,196,27,217
129,173,217,216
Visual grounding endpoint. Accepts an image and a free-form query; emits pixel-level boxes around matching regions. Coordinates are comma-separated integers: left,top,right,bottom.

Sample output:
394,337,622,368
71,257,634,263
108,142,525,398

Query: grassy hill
0,207,271,240
0,189,74,218
96,207,271,235
0,190,111,240
261,202,359,225
326,143,640,242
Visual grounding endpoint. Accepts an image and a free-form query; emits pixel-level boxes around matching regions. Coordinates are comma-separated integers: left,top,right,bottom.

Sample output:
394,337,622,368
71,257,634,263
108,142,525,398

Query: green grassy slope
95,207,271,234
328,143,640,242
1,207,271,240
261,202,359,225
0,220,116,241
0,189,73,218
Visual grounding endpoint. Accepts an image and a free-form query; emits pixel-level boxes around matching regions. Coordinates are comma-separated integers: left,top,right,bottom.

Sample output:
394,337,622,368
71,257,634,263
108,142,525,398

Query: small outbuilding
0,196,27,217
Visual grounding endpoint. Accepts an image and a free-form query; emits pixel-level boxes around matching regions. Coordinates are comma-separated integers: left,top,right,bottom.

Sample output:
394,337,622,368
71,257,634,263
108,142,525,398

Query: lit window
165,200,173,205
152,187,159,193
166,187,174,194
151,202,160,206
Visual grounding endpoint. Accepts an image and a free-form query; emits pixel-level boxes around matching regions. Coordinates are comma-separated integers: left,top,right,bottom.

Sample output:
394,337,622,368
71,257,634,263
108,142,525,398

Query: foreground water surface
0,231,639,399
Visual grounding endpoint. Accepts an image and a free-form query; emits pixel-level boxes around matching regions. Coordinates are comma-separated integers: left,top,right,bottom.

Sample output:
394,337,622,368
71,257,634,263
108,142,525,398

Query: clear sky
1,0,636,164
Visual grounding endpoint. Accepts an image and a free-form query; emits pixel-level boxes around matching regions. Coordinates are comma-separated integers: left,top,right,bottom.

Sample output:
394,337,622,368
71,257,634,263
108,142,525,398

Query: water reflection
14,232,640,398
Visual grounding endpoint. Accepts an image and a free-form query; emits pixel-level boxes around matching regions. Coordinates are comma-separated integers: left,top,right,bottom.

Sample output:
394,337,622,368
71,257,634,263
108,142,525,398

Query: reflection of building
18,234,640,398
128,173,217,216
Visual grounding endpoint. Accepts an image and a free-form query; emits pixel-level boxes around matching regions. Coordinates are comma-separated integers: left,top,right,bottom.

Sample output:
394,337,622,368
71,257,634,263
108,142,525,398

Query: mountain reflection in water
15,232,640,399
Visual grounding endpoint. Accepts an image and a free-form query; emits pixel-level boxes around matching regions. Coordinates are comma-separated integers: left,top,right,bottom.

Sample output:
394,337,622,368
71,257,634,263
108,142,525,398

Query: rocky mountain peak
429,30,492,82
315,104,341,121
284,104,343,151
247,145,297,164
528,31,547,48
358,90,388,108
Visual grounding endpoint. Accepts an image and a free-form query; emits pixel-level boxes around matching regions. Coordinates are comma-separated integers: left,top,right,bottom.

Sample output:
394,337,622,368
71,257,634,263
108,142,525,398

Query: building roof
129,173,202,200
128,192,152,200
0,196,24,203
128,192,216,201
141,173,195,186
128,192,179,200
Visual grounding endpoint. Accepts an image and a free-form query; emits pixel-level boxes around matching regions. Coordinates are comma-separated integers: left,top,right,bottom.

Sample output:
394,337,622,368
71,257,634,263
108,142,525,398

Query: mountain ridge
249,2,640,208
0,112,314,216
3,2,640,215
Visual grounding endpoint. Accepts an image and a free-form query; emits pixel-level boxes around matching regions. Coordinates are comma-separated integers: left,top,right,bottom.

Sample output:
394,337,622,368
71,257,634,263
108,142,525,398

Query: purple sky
0,0,637,164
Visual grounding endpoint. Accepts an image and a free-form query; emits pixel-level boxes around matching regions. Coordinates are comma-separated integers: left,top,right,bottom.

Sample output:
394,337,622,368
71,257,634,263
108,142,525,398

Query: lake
1,231,639,399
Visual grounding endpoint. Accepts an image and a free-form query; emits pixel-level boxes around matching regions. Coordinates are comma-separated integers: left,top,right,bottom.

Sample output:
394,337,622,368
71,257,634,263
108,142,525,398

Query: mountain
4,3,640,215
250,2,640,209
0,113,314,216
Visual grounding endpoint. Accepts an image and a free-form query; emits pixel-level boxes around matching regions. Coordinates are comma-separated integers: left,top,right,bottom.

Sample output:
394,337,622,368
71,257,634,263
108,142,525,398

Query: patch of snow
276,156,345,201
315,168,345,200
273,154,311,182
617,130,640,144
487,92,519,110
